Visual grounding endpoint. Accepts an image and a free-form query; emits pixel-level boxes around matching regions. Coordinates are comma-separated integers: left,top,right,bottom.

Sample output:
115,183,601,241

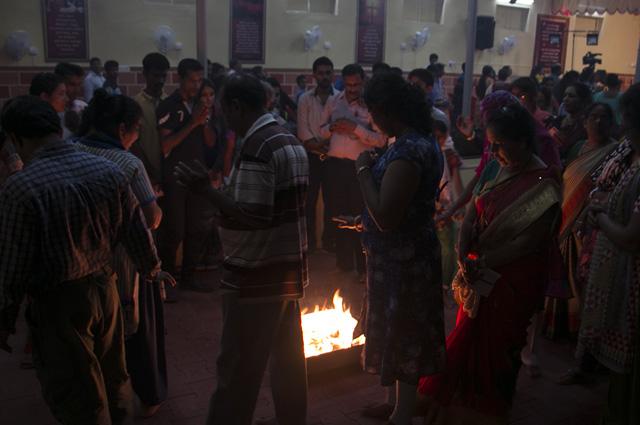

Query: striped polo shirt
219,114,309,301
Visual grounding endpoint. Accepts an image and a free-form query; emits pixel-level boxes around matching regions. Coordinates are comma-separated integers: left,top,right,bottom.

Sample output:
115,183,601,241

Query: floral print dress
360,130,447,386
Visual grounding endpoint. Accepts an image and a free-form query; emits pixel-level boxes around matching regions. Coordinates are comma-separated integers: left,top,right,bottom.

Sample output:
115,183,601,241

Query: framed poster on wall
356,0,386,64
230,0,265,64
533,14,570,71
42,0,88,61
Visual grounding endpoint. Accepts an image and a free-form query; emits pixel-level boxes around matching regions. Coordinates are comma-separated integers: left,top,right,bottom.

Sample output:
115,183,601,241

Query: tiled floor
0,250,608,424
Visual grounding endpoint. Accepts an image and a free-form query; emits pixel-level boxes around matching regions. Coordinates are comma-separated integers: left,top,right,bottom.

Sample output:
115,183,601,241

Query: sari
416,161,561,425
543,140,618,339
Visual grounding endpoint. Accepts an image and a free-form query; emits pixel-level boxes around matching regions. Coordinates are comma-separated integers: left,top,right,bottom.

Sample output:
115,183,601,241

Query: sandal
556,368,595,385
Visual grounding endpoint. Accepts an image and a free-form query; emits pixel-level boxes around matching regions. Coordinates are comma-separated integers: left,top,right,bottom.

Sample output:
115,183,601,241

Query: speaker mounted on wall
476,16,495,50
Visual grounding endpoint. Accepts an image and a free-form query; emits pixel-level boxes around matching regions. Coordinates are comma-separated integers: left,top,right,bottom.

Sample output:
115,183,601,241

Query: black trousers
325,157,365,273
306,153,336,252
158,173,207,281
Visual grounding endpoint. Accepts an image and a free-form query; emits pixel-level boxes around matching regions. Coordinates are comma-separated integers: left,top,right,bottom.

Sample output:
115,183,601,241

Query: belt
324,156,354,162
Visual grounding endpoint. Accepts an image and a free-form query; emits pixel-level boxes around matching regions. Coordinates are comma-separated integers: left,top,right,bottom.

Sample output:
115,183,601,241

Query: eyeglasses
587,114,610,123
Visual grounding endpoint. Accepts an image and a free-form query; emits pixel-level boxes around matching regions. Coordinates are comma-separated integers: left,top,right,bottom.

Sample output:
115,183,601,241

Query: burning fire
301,290,366,358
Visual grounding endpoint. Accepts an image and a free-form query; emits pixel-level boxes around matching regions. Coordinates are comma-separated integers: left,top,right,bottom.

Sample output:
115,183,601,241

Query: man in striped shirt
174,73,309,425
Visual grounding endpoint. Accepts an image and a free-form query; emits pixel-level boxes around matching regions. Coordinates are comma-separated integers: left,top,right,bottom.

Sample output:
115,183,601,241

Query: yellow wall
0,0,637,76
565,11,640,76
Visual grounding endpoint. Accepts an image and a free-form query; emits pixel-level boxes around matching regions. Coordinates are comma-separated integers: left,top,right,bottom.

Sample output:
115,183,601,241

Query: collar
140,89,167,103
79,131,126,151
313,86,336,98
25,139,75,166
244,114,277,141
336,90,363,107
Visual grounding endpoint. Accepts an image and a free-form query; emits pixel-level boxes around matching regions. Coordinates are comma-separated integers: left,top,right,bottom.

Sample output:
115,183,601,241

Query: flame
301,290,366,358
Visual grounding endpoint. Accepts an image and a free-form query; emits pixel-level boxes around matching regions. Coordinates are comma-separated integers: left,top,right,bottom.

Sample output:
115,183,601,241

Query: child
433,117,464,308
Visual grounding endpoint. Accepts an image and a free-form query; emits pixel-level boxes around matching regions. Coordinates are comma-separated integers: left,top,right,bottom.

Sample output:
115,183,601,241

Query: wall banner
230,0,266,64
533,14,570,71
356,0,386,64
42,0,89,61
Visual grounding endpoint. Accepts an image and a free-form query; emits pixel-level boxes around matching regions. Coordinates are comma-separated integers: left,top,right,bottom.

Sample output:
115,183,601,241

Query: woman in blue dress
337,72,447,425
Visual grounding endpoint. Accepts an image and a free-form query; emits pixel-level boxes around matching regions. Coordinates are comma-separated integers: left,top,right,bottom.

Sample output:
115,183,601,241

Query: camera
582,51,602,68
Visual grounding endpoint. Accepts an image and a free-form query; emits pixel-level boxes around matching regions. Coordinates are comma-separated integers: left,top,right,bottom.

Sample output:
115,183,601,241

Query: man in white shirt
297,56,337,255
54,62,88,140
320,63,385,277
84,57,105,102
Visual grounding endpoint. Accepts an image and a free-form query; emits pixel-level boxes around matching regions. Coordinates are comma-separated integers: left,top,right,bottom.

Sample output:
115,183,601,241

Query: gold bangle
465,131,476,141
357,165,371,178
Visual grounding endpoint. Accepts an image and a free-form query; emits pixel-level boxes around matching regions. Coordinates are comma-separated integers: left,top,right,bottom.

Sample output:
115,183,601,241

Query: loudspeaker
475,16,495,50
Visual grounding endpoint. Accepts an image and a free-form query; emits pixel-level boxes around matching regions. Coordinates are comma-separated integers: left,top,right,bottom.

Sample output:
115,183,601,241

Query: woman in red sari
416,103,561,424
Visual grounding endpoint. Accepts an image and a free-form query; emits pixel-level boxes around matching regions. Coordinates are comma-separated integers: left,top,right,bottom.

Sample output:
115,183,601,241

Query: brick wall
1,66,634,110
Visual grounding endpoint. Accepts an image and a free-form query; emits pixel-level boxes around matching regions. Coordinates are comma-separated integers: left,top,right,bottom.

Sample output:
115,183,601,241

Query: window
495,5,528,31
575,16,603,34
287,0,336,14
403,0,444,23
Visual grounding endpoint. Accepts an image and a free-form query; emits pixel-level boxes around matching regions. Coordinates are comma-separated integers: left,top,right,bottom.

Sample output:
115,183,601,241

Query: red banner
230,0,265,64
42,0,89,61
533,14,570,71
356,0,386,64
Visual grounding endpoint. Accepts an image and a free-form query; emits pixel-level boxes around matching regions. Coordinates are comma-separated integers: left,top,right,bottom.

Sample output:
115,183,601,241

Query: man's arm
174,161,273,229
318,97,335,139
334,116,386,148
0,193,36,351
352,120,386,148
297,93,315,143
297,94,329,154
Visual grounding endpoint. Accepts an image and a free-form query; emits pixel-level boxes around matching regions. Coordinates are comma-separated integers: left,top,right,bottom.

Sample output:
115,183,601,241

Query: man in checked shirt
0,96,175,425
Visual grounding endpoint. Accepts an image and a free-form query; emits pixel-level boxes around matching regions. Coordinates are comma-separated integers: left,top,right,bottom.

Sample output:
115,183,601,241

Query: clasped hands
328,118,357,135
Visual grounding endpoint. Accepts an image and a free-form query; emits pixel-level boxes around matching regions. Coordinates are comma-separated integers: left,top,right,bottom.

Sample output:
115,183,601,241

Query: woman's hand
332,215,362,231
356,149,378,171
586,199,605,227
155,270,177,287
435,210,453,225
459,257,480,285
453,207,466,221
192,102,210,127
456,115,473,138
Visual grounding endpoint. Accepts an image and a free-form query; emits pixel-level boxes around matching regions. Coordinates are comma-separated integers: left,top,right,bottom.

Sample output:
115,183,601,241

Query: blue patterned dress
361,130,447,386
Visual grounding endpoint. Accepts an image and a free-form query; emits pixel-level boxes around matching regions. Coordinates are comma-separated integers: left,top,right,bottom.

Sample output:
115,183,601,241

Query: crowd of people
0,50,638,425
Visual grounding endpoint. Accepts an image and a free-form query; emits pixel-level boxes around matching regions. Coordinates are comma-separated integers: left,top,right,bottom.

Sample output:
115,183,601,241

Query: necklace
478,154,534,228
